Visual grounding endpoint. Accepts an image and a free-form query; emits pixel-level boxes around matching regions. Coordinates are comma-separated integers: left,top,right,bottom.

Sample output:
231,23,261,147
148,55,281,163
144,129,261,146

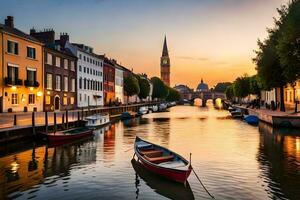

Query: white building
261,89,276,105
114,65,124,104
63,38,104,107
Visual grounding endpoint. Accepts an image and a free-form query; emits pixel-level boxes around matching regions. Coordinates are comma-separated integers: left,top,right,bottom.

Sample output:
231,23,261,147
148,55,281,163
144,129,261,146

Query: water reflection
258,122,300,200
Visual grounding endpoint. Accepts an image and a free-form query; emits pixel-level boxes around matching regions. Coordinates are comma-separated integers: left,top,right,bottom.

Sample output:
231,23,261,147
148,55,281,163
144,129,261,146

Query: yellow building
0,16,44,112
283,81,300,111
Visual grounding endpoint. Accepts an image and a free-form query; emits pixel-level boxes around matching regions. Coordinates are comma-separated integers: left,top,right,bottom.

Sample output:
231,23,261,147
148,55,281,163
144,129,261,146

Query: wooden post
54,112,57,134
81,108,84,120
62,113,65,130
13,114,17,126
45,111,48,134
77,111,80,126
66,109,69,130
32,112,36,136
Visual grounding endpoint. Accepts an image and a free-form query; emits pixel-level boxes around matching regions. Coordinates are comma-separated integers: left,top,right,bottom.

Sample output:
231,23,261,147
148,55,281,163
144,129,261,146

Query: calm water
0,104,300,200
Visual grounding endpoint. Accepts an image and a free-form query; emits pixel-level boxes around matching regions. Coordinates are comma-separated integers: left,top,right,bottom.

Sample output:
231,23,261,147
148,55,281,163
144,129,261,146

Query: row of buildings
0,16,151,113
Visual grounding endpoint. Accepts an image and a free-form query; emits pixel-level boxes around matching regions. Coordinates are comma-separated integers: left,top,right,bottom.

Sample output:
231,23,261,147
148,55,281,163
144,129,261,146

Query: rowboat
121,111,137,119
134,136,192,183
230,109,243,118
131,159,195,200
42,127,93,142
244,115,259,125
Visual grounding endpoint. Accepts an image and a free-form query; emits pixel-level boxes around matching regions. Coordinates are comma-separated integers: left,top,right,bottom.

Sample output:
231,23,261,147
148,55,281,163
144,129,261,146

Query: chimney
30,28,36,35
5,16,14,28
59,33,69,47
30,29,55,44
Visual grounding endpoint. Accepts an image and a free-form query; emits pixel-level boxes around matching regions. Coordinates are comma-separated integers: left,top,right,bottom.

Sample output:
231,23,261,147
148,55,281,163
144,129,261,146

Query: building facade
160,36,170,86
103,57,115,105
113,62,124,104
62,35,104,108
0,16,44,112
30,29,77,111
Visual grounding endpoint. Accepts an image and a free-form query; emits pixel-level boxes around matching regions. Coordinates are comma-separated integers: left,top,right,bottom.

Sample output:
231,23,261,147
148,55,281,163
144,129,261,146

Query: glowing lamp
30,87,34,91
47,91,50,95
12,86,16,90
37,91,43,97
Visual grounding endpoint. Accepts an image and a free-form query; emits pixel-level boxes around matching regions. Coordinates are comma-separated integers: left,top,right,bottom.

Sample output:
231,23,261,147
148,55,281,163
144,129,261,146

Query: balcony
4,77,23,86
24,80,40,88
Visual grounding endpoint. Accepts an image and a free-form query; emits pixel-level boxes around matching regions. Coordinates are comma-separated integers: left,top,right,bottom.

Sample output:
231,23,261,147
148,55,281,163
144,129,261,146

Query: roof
0,23,42,44
45,44,77,59
162,35,169,57
196,79,209,91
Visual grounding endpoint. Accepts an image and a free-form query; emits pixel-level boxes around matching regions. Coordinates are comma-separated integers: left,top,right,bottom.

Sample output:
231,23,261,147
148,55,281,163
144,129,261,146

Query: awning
93,94,102,98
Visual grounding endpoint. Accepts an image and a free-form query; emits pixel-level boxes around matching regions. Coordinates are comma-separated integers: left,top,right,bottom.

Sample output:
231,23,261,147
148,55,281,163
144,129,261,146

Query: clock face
163,59,168,64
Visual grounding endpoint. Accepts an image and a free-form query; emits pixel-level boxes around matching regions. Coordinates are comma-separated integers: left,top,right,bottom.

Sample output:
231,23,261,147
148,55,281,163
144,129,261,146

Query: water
0,104,300,200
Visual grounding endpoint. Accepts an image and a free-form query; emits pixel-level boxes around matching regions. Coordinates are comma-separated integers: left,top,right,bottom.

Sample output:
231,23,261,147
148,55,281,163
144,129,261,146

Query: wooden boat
42,127,93,142
134,136,192,184
131,159,195,200
138,106,149,115
84,113,110,128
121,111,136,119
230,109,243,118
244,115,259,125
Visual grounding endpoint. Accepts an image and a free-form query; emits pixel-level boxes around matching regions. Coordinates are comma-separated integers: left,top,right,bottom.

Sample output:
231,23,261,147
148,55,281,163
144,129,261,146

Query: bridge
178,90,226,106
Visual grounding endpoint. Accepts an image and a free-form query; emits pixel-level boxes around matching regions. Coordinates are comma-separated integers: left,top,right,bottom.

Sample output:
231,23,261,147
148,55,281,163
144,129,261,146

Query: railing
4,77,23,86
24,80,40,87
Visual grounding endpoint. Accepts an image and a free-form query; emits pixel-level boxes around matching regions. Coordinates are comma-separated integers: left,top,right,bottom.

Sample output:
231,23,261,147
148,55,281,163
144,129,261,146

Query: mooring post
13,114,17,126
66,109,69,130
81,108,84,120
77,111,80,126
62,113,65,130
45,111,48,134
54,112,57,134
32,112,36,136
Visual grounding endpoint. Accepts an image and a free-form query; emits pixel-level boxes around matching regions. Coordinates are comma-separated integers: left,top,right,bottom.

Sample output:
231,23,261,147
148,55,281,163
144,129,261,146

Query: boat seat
141,150,163,157
158,160,188,170
145,154,174,164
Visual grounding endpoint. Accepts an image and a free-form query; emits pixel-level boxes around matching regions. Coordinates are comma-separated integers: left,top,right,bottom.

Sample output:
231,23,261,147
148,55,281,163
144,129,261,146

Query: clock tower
160,35,170,86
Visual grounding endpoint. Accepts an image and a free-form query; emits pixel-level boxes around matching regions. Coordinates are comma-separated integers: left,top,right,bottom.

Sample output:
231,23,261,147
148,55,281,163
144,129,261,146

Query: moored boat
42,127,93,143
244,115,259,125
138,106,149,115
121,111,137,119
84,113,110,128
134,136,192,184
230,109,243,118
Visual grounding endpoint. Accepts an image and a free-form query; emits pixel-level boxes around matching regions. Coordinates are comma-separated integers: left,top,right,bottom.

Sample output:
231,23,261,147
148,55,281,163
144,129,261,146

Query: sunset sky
0,0,288,89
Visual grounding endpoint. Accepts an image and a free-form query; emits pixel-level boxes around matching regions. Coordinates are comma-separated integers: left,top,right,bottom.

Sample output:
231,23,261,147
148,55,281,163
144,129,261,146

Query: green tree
214,82,232,93
136,75,150,100
150,77,168,100
233,75,250,102
225,85,234,100
249,75,262,96
124,74,140,103
166,87,181,102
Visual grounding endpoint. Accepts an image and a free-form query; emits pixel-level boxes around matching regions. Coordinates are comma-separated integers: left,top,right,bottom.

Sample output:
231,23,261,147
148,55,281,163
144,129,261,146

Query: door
54,96,60,110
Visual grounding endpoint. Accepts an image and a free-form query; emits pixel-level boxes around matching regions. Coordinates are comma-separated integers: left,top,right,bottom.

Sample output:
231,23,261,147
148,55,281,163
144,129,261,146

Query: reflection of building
103,57,115,105
160,36,170,86
103,124,116,161
174,84,193,100
113,62,124,104
258,122,300,199
30,29,77,111
196,79,209,92
0,16,44,112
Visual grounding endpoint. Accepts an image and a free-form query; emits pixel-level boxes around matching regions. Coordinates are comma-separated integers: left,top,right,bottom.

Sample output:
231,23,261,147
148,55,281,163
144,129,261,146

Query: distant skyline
0,0,288,88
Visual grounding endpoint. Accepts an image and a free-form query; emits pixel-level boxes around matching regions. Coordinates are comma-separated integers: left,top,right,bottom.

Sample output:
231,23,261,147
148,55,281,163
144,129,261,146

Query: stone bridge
190,91,226,106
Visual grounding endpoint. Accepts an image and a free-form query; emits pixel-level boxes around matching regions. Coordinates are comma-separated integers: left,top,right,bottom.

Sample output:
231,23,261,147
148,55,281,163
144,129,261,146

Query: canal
0,103,299,199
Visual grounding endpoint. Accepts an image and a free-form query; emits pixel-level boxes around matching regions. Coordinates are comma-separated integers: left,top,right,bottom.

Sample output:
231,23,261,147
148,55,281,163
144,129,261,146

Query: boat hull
244,115,259,125
42,128,93,142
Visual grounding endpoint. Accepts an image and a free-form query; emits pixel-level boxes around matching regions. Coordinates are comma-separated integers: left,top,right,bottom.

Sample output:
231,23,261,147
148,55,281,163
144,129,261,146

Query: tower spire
162,35,169,57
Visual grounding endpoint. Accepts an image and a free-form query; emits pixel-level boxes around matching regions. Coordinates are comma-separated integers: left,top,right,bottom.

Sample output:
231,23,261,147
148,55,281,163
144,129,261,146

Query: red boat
134,136,192,184
42,127,93,143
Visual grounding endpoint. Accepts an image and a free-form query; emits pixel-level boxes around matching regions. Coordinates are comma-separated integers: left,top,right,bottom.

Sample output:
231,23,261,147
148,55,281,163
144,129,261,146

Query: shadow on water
257,122,300,200
131,159,195,200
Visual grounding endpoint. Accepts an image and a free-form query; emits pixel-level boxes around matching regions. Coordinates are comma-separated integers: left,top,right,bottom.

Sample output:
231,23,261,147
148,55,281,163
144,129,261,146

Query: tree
166,87,181,102
249,75,262,96
225,85,234,100
214,82,232,93
136,75,150,100
150,77,168,100
233,75,250,99
124,74,140,103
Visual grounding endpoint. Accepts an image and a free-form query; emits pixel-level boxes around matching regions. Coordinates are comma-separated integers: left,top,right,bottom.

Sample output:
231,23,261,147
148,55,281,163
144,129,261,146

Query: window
79,77,82,89
79,94,82,102
70,97,74,105
46,73,52,90
7,64,19,82
87,57,89,62
27,68,36,83
84,67,86,73
84,56,86,61
7,40,18,55
63,97,68,105
71,78,75,92
79,54,82,59
87,79,90,90
84,78,86,89
29,94,35,104
55,57,61,67
79,65,82,72
64,76,68,91
70,61,75,71
45,95,51,105
55,75,61,91
87,68,89,74
27,47,36,59
64,59,68,69
46,53,52,65
100,82,103,91
12,93,18,105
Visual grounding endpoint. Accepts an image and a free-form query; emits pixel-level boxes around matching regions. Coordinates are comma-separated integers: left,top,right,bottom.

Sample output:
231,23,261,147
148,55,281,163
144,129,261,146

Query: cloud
176,56,209,61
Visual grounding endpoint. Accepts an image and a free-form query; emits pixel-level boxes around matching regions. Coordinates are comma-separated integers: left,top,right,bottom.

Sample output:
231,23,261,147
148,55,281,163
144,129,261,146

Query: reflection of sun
194,98,202,106
296,138,300,152
215,98,222,109
11,162,19,173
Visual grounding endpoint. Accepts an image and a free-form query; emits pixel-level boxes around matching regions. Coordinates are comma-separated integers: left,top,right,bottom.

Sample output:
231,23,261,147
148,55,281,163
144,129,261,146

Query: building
113,62,124,104
160,36,170,86
30,29,77,111
0,16,44,112
103,57,115,106
60,34,104,108
196,79,209,92
174,84,193,100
